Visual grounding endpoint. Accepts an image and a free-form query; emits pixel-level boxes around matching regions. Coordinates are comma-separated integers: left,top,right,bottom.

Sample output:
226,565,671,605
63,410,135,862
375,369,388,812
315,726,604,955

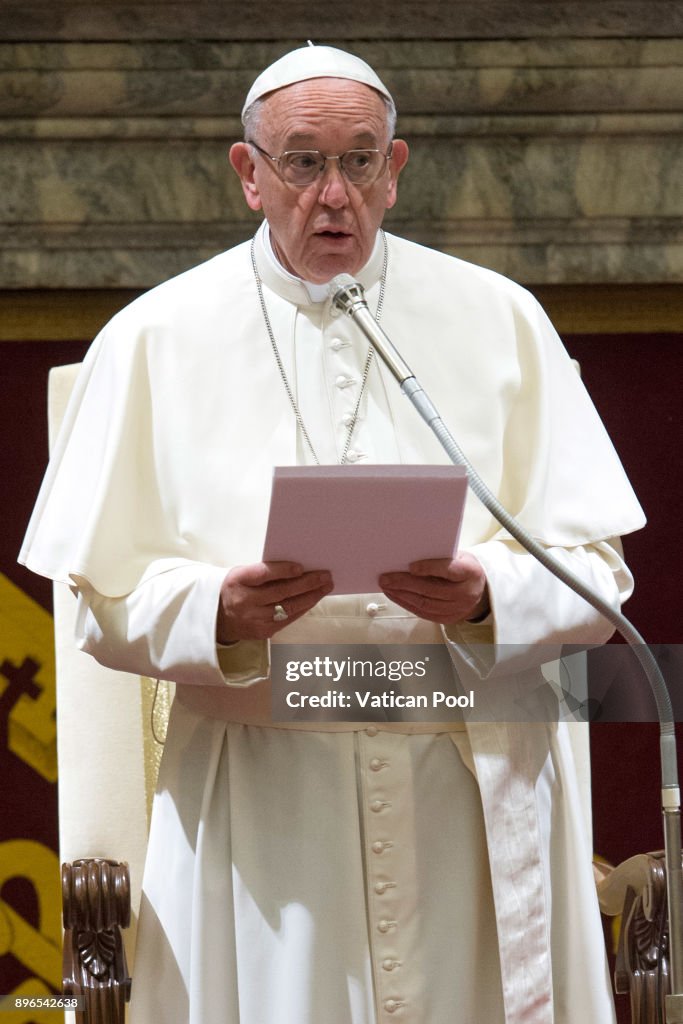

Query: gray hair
243,91,397,145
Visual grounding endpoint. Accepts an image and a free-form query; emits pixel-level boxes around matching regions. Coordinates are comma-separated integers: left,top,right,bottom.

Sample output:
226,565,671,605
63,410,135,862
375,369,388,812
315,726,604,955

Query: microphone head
329,273,357,292
328,274,367,315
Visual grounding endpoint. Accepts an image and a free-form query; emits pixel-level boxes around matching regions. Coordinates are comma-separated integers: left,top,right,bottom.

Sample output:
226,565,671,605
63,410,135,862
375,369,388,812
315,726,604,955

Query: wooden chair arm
598,851,669,1024
62,859,132,1024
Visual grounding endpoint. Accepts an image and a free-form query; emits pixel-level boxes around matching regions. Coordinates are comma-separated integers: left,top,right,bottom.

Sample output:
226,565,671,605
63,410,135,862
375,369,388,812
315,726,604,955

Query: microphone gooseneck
329,272,683,1008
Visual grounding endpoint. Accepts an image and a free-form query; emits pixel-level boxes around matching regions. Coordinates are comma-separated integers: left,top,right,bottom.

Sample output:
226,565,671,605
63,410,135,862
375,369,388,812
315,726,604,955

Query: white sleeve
443,538,633,676
74,561,269,687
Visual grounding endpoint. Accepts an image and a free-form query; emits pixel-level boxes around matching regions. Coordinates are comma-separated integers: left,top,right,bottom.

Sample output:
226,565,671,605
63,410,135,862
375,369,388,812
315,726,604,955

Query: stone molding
2,4,683,40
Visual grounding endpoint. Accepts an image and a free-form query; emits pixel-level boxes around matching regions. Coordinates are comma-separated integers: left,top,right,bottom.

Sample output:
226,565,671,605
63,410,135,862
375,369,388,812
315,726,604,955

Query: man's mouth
317,229,352,240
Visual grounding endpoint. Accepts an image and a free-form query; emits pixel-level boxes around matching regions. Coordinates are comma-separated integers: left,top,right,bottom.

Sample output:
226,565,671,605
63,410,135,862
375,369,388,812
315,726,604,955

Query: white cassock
21,222,645,1024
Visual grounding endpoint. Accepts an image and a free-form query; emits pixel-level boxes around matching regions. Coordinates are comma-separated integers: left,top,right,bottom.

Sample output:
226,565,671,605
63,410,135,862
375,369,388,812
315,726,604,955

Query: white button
330,338,347,351
371,840,385,854
382,959,397,972
378,919,394,934
365,725,378,737
374,881,388,894
366,601,386,617
370,800,385,813
369,758,384,771
346,450,360,463
384,999,400,1013
335,374,356,389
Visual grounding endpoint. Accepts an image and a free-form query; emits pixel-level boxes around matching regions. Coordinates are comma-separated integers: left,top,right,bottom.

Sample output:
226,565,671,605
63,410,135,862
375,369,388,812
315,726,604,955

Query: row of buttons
363,729,407,1018
327,327,368,459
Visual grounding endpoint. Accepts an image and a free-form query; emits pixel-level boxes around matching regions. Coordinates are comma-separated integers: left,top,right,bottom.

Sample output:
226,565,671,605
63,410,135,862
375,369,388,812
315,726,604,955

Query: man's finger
251,570,333,606
381,586,455,617
266,580,335,626
407,557,473,581
378,571,461,599
229,561,306,587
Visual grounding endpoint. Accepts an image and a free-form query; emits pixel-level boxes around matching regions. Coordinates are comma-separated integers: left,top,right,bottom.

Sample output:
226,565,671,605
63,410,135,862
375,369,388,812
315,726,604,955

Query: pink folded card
262,465,468,594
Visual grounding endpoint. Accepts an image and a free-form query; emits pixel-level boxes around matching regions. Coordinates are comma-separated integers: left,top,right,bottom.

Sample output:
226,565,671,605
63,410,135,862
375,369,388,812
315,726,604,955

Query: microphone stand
330,274,683,1022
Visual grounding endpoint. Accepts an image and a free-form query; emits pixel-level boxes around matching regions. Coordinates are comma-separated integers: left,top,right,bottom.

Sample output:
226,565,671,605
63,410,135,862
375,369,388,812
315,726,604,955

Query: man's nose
317,157,350,207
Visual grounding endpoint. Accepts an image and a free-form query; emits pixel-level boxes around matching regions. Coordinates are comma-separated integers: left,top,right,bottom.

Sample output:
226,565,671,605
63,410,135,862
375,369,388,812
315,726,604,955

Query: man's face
230,78,409,283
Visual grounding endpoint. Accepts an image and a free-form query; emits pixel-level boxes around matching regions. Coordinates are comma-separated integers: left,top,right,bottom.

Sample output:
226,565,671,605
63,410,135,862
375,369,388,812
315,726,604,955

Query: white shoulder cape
20,232,645,595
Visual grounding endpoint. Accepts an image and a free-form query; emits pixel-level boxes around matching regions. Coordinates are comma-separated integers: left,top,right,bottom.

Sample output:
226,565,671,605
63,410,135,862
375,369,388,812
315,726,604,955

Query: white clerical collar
254,220,385,307
261,223,330,302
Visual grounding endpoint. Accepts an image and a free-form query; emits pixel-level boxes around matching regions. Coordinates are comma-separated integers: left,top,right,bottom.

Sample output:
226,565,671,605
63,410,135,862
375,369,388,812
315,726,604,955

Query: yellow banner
0,574,56,782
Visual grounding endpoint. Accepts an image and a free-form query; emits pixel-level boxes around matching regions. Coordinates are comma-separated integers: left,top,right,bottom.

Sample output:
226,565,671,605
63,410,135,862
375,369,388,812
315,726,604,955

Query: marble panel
3,65,683,118
2,38,682,118
2,132,681,225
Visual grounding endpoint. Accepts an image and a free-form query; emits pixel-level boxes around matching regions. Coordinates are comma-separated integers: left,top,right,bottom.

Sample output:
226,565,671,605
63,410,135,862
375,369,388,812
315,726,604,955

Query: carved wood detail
600,851,673,1024
62,858,131,1024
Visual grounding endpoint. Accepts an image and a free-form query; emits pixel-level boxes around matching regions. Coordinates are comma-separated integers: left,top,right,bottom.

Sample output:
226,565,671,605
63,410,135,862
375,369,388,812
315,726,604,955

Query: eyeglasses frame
246,139,394,187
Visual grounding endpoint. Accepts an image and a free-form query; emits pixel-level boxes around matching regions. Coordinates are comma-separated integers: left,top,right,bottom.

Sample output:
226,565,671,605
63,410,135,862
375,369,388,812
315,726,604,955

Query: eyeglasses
247,140,393,186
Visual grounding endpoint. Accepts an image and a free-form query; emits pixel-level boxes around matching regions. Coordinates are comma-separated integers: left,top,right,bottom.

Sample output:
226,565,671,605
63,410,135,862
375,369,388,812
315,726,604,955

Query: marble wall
1,3,682,287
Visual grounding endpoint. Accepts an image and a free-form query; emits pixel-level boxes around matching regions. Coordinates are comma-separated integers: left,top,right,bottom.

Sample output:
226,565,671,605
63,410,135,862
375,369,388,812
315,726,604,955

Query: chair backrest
51,364,172,973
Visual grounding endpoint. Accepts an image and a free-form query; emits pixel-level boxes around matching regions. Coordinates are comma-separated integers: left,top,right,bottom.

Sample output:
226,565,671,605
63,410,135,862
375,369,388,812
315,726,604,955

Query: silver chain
250,232,388,465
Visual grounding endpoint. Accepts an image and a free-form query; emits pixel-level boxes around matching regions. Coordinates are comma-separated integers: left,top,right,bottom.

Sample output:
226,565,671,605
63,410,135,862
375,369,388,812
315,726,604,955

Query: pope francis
21,44,645,1024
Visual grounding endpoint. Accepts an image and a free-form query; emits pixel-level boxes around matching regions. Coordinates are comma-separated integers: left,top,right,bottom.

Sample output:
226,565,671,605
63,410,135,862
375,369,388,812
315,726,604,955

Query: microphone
330,273,448,443
329,274,414,384
329,273,683,1009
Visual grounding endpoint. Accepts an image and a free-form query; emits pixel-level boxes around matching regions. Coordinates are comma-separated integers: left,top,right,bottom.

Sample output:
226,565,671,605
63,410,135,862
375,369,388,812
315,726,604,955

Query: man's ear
385,139,409,211
229,142,262,212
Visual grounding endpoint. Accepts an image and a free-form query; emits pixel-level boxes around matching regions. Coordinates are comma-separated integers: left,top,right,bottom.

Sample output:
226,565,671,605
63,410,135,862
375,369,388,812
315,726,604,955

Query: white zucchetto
241,43,393,122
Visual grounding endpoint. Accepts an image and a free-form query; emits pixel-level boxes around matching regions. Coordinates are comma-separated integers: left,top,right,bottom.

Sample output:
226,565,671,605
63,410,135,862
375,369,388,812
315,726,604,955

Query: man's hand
379,552,489,625
216,562,334,643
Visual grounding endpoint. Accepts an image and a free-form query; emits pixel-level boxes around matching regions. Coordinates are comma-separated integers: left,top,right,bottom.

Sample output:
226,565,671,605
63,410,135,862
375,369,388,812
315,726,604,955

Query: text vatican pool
284,690,475,709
